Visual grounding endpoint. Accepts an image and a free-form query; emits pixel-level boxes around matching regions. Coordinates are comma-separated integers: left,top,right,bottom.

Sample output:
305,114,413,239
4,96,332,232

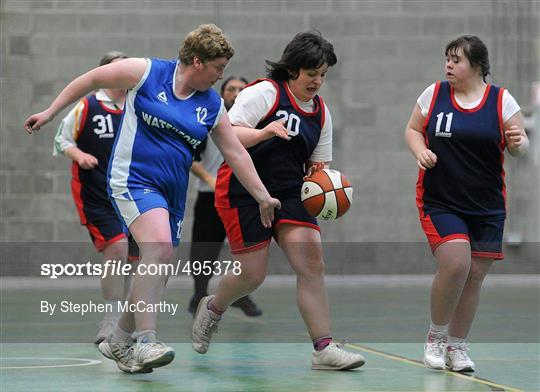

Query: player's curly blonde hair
179,24,234,65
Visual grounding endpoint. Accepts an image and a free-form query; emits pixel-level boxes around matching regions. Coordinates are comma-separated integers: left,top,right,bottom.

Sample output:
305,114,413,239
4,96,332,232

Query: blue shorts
420,207,505,260
110,189,184,247
217,198,319,254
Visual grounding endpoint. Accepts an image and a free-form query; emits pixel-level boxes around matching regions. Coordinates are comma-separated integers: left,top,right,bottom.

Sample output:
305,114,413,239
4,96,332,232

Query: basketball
301,169,353,220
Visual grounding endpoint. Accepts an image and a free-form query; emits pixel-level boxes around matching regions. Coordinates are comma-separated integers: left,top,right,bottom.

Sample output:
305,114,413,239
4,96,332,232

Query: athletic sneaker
311,342,366,370
423,331,447,370
130,333,175,373
446,342,475,372
94,316,119,344
231,295,263,317
98,335,150,374
191,295,221,354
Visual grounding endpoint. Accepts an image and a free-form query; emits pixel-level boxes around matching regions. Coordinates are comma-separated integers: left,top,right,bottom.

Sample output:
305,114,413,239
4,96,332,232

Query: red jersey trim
421,81,441,135
497,87,507,209
93,232,127,252
283,81,320,117
450,84,491,113
275,219,320,232
245,78,281,123
318,96,326,128
98,100,123,114
214,163,233,208
71,165,87,225
471,251,504,260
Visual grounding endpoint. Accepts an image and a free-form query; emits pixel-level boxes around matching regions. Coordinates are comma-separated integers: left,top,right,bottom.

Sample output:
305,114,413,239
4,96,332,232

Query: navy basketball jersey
216,78,325,207
73,94,123,219
109,58,223,216
417,81,506,218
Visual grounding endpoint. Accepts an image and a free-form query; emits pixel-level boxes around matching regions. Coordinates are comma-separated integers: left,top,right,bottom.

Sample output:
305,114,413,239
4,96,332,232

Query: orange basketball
301,169,353,220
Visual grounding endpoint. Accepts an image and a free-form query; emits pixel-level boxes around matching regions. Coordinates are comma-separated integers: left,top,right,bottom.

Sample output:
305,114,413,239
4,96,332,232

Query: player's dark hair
220,76,249,95
445,35,490,82
266,31,337,81
99,51,128,66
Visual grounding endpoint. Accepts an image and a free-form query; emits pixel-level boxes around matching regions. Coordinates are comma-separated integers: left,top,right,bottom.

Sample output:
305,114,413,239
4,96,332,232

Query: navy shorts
420,207,505,260
217,198,319,254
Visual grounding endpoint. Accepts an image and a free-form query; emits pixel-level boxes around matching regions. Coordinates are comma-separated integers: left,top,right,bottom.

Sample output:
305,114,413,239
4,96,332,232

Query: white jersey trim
109,59,152,195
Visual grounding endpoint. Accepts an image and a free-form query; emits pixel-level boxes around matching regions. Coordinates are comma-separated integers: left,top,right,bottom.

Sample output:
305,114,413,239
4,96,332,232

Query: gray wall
1,1,538,264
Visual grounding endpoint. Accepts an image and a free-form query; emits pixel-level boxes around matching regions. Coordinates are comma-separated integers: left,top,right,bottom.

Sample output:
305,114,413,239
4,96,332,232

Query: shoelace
200,317,219,341
449,343,470,361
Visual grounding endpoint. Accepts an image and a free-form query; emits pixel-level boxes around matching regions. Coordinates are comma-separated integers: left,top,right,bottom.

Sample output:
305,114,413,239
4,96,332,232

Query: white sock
448,336,466,346
111,325,132,343
105,300,121,319
429,321,448,335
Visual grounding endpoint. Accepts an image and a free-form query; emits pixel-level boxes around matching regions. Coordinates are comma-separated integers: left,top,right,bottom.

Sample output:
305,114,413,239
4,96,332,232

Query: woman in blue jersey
405,35,529,372
25,24,280,374
191,31,366,371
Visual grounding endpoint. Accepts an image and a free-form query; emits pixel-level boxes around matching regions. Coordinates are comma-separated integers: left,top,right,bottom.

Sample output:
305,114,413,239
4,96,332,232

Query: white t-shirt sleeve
417,83,436,117
228,81,277,127
309,104,332,162
53,100,85,156
502,90,520,123
210,98,226,131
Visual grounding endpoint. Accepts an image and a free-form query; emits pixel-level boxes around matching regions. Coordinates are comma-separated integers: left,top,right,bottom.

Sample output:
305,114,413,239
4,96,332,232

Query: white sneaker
311,342,366,370
423,332,446,370
446,342,475,372
191,295,221,354
94,316,118,344
98,335,151,374
130,334,175,373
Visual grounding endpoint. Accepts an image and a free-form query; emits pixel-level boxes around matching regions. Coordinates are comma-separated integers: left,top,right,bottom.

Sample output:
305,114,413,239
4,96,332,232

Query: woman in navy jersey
25,24,280,374
191,31,365,371
53,51,140,345
405,35,529,372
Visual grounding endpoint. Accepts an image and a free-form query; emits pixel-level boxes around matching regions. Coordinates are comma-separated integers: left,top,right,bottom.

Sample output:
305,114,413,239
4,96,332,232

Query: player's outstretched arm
405,104,437,170
212,112,281,228
504,112,529,157
24,58,147,134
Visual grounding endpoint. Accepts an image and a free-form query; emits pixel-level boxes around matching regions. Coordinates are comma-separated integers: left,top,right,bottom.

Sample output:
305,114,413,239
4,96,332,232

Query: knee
239,267,266,289
141,243,174,263
466,263,490,285
440,261,470,281
103,240,128,261
296,257,325,280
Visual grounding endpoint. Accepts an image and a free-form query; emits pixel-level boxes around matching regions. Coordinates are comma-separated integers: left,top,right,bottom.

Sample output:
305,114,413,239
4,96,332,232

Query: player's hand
207,177,217,192
77,153,99,169
303,162,325,180
416,149,437,170
261,118,290,141
24,109,54,134
258,196,281,228
505,125,524,150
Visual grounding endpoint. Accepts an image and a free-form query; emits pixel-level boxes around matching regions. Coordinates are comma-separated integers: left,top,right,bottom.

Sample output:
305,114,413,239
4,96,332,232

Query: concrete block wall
1,1,538,269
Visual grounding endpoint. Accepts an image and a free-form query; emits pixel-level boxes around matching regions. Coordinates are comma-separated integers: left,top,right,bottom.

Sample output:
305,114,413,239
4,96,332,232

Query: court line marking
0,357,101,369
347,343,523,392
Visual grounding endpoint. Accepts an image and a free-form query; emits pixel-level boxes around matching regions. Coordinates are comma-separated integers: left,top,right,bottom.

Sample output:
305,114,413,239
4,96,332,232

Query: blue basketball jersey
417,81,506,218
216,78,325,207
108,58,223,217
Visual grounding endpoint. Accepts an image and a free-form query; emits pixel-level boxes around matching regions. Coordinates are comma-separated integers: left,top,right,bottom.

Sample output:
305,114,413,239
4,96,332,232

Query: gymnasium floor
1,276,538,391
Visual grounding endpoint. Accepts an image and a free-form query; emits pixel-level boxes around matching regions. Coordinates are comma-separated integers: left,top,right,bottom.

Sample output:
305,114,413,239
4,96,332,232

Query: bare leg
430,240,471,325
101,238,129,301
277,225,330,340
211,246,269,311
449,257,493,338
117,208,173,333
